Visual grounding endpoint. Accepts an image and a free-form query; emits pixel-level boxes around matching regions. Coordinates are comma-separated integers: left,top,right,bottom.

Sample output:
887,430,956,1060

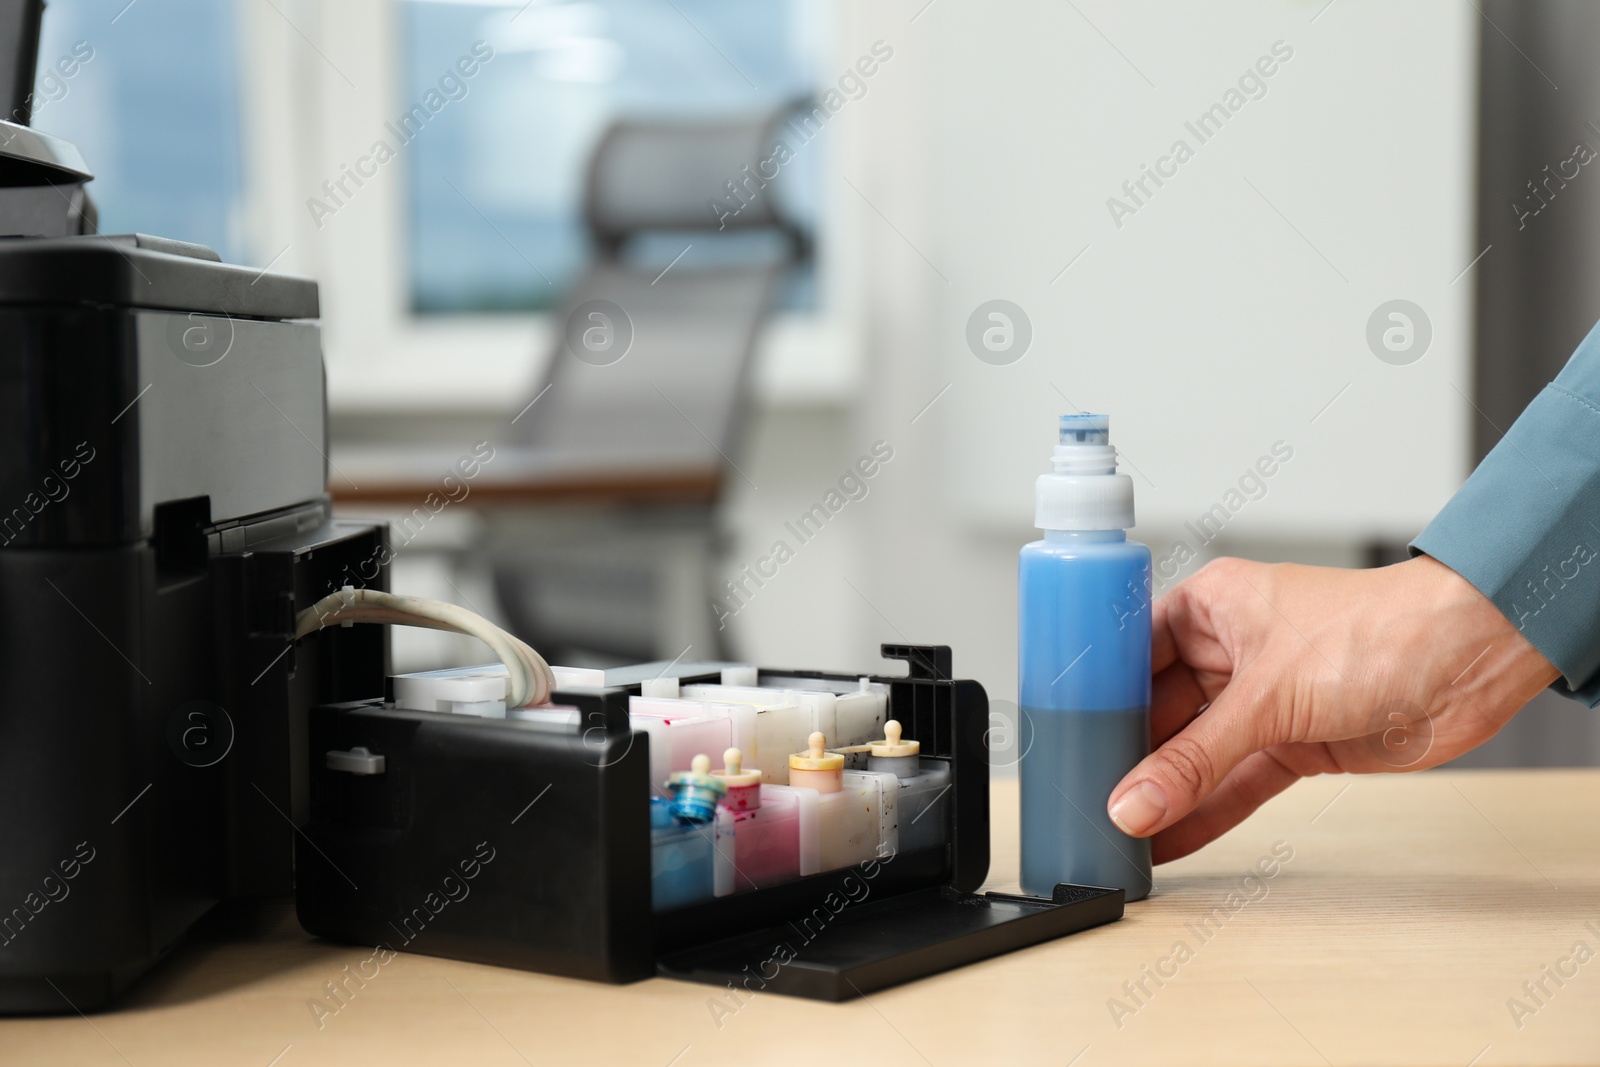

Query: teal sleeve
1410,318,1600,706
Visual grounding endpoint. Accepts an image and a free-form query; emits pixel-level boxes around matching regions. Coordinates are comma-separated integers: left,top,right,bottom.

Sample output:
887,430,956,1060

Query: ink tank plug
667,754,727,822
788,732,844,794
866,720,921,779
713,748,762,811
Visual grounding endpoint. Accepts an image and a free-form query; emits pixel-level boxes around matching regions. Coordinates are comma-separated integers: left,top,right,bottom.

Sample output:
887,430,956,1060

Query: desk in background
328,446,722,509
326,445,728,664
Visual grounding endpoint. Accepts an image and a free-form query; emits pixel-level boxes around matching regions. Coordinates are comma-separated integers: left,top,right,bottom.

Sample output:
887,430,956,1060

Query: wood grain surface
3,771,1596,1067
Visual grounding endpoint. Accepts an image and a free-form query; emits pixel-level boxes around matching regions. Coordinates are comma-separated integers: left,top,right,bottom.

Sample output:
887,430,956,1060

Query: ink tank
713,748,816,890
867,722,951,855
653,757,740,907
648,797,716,910
788,733,899,870
679,680,890,781
675,685,812,784
1019,414,1153,901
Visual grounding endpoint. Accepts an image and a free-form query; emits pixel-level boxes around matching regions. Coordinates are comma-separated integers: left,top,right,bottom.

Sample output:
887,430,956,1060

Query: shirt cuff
1410,382,1600,706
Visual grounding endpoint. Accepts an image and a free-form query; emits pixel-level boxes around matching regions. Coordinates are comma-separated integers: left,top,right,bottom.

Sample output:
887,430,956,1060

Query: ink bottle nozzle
667,753,726,822
1037,413,1135,531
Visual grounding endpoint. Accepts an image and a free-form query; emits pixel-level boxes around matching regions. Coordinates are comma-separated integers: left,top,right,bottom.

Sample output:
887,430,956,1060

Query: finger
1150,661,1207,747
1107,677,1280,839
1149,750,1301,864
1150,658,1233,748
1152,578,1236,680
1151,590,1182,675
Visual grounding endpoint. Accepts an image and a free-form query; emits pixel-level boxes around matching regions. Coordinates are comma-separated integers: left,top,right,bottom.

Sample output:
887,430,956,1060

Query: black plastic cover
0,234,318,318
656,884,1124,1001
0,506,388,1014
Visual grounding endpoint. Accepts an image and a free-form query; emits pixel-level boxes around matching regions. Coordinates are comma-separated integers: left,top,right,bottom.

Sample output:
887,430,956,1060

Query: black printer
0,0,387,1013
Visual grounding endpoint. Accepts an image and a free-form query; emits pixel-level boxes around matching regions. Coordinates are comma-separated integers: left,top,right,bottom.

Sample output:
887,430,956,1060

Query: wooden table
5,772,1597,1066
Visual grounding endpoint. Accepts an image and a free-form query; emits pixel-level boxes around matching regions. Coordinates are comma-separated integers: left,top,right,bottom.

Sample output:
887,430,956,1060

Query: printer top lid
0,234,321,319
0,0,317,319
0,118,90,187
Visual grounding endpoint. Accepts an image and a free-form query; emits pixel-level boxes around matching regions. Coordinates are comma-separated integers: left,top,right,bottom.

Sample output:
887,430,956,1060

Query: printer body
0,0,386,1014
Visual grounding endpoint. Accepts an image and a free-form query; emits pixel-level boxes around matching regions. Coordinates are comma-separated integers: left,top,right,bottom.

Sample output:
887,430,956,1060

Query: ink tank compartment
868,723,953,855
295,645,1125,999
711,749,819,891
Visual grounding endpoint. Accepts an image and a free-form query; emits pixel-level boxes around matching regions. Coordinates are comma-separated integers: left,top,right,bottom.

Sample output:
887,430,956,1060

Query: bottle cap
788,731,844,772
1035,413,1135,531
713,747,762,787
869,720,919,758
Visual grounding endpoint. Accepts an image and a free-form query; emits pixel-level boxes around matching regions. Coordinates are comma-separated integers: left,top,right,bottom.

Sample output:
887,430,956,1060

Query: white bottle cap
1035,413,1135,531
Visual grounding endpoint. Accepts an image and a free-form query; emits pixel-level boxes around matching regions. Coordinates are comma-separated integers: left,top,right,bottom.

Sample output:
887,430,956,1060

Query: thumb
1107,682,1278,838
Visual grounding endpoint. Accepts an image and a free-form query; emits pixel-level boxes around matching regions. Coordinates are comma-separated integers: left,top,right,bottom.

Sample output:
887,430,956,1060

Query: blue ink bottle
1018,413,1153,901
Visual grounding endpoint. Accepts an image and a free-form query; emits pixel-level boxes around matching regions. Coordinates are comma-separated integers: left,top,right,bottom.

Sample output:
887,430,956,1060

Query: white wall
927,0,1476,540
285,1,1483,701
727,0,1482,702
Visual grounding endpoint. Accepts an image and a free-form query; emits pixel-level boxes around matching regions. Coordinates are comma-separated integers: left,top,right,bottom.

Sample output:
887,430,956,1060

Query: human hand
1106,555,1560,863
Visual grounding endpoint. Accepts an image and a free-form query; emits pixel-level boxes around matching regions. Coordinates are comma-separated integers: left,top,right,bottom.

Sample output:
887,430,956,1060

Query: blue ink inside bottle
1018,414,1153,901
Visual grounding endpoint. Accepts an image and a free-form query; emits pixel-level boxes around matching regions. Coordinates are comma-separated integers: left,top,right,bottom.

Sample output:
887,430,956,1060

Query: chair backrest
514,108,805,470
519,260,777,466
585,111,805,251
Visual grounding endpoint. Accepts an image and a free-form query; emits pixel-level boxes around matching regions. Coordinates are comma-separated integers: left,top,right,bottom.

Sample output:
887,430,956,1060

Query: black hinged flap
655,884,1124,1002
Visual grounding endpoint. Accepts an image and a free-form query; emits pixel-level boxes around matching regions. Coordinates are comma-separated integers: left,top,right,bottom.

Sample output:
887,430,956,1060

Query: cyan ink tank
649,797,716,911
1019,414,1153,902
654,757,740,908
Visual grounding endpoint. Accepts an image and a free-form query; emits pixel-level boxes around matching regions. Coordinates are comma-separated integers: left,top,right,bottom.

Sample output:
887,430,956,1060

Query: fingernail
1109,780,1168,837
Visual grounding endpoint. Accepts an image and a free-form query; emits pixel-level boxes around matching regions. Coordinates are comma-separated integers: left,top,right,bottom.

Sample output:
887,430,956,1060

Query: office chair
491,106,808,665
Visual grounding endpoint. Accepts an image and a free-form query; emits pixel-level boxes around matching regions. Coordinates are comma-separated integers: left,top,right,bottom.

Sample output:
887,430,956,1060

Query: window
34,0,244,261
400,0,823,314
20,1,854,407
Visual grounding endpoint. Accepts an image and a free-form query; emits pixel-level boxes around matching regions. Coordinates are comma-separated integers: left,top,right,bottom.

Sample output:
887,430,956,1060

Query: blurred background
36,0,1600,765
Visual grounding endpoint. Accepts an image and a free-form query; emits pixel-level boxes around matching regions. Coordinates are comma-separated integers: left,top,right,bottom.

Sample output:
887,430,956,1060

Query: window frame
237,0,860,415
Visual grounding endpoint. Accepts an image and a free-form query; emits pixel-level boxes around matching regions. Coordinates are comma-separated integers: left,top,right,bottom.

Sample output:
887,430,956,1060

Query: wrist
1408,553,1561,697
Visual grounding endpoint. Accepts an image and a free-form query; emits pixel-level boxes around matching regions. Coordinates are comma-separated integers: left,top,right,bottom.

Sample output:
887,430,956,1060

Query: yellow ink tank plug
788,732,844,794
